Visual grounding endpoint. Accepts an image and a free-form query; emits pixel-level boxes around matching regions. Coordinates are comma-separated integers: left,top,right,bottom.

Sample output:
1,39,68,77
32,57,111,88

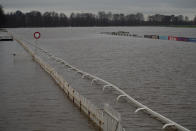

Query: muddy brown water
0,39,97,131
7,27,196,131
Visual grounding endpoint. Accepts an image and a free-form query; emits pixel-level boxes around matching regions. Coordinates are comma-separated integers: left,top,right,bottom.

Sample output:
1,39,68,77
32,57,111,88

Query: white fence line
13,36,125,131
11,31,191,130
28,41,191,131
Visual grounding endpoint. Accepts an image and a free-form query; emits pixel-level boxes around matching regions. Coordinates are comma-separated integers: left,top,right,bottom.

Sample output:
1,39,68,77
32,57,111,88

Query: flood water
0,40,97,131
8,27,196,131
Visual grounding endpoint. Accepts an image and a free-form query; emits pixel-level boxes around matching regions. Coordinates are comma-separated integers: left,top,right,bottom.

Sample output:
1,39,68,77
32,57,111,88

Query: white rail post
91,79,97,87
14,36,190,131
102,85,112,91
116,94,127,102
162,123,176,130
134,108,146,113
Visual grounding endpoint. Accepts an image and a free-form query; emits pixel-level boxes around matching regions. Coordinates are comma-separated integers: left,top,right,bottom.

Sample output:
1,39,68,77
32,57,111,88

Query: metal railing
33,45,189,131
12,33,191,131
13,35,125,131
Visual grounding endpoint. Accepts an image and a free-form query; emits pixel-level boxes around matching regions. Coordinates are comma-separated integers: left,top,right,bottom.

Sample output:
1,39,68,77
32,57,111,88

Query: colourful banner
103,32,196,43
188,38,196,42
168,36,177,41
176,37,188,42
159,36,168,40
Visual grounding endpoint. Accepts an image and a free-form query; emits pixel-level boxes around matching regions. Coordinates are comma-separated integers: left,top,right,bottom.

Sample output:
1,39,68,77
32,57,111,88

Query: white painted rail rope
12,34,190,131
35,44,190,131
12,35,125,131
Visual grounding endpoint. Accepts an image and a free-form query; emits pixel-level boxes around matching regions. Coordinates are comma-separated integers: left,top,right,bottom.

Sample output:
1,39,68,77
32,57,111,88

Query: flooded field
8,27,196,130
0,40,97,131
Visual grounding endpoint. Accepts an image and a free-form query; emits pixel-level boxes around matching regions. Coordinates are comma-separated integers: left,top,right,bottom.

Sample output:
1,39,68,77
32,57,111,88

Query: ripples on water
0,40,97,131
9,27,196,130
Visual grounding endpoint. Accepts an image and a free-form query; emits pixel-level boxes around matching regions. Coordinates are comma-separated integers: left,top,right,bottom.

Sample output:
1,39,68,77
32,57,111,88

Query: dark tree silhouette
15,10,25,27
0,5,6,27
26,11,42,27
2,9,195,27
147,14,191,25
59,13,69,26
194,16,196,24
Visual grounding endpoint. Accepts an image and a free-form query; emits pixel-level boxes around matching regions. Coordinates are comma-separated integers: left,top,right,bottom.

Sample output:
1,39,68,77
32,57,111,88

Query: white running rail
16,36,190,131
13,36,125,131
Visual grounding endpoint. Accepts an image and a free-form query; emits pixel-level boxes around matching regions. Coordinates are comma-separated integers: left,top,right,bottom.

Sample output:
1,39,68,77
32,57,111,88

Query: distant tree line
147,14,195,25
0,5,196,27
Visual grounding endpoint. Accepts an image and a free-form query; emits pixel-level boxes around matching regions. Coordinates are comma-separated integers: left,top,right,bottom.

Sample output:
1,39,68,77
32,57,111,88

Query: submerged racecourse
5,27,196,130
0,38,97,131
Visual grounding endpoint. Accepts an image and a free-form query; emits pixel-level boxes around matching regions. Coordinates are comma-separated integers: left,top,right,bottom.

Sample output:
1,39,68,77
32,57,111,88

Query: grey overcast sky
1,0,196,19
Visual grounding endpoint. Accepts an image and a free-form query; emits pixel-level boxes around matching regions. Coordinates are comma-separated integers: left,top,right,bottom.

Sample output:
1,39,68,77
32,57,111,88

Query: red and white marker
34,32,41,40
